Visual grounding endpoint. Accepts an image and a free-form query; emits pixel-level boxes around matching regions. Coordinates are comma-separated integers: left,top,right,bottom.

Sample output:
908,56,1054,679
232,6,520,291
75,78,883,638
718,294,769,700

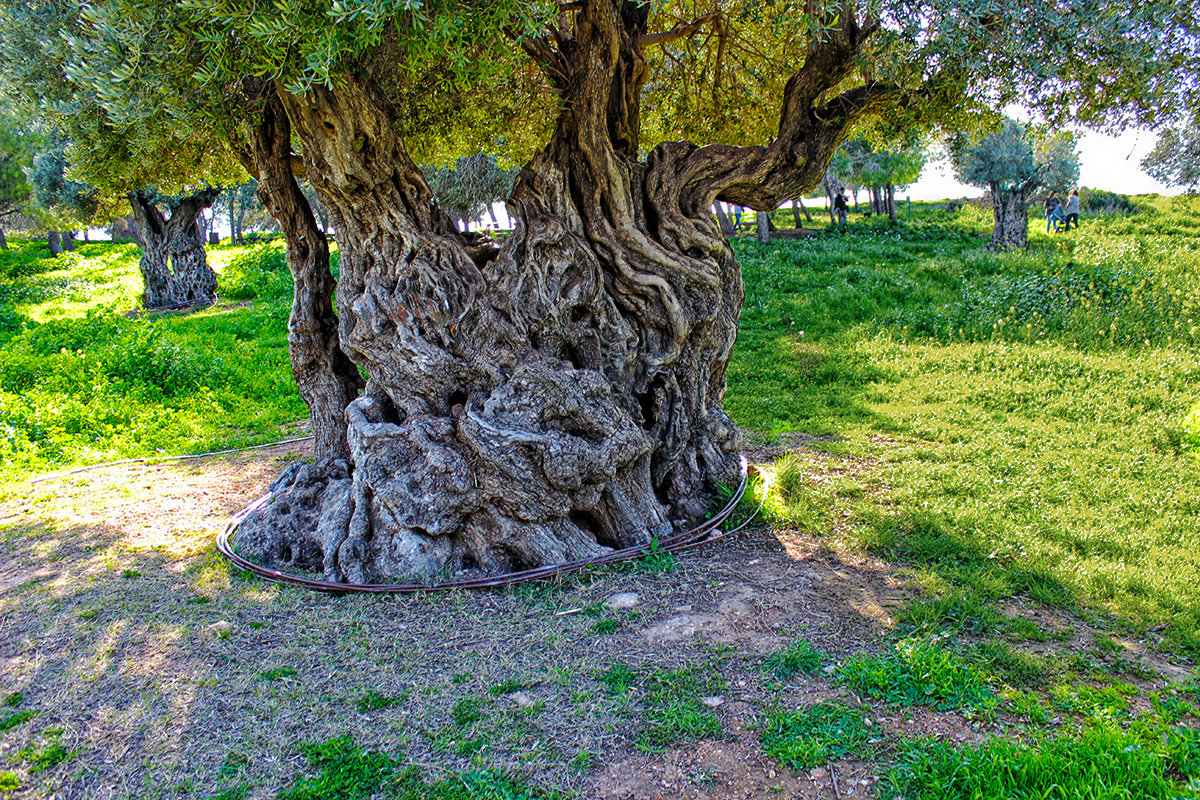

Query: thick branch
638,11,721,47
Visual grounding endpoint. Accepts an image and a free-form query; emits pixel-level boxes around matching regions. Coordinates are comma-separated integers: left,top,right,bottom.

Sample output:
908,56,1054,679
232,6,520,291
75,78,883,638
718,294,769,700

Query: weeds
838,638,996,711
759,703,876,769
761,637,824,680
880,725,1197,800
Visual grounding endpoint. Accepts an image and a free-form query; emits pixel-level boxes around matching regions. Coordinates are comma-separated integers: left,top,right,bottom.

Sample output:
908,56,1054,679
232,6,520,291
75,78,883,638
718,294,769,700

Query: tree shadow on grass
726,332,898,437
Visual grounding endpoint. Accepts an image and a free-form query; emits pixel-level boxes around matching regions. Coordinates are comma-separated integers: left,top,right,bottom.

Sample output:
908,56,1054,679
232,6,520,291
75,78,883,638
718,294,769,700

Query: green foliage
880,726,1197,800
279,736,399,800
838,638,996,711
423,153,516,224
1080,187,1138,216
759,703,876,770
1141,122,1200,191
762,638,824,680
831,137,926,191
593,661,724,752
0,240,302,478
727,197,1200,655
218,242,291,302
636,665,725,752
0,709,37,731
280,736,565,800
596,662,637,695
0,109,38,224
29,138,102,228
951,118,1079,193
354,690,404,713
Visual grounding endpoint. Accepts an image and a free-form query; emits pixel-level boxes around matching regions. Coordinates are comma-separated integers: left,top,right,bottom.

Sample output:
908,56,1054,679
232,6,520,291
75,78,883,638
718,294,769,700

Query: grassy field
0,197,1198,798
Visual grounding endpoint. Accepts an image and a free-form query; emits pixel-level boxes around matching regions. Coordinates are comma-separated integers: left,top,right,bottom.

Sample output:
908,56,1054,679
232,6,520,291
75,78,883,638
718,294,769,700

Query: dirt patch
0,442,1191,799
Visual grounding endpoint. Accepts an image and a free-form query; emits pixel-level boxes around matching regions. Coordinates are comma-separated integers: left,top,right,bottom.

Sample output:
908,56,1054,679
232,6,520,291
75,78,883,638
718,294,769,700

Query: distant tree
952,118,1079,250
835,137,926,221
0,110,38,250
28,138,106,252
127,188,222,307
422,154,516,231
1142,122,1200,191
215,181,265,244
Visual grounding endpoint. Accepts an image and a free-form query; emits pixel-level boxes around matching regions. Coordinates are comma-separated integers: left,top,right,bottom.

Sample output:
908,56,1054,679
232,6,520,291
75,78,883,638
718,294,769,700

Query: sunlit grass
726,194,1200,656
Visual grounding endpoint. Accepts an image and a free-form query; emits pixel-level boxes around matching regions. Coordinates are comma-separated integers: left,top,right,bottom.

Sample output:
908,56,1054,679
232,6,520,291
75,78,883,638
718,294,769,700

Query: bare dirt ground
0,442,1185,799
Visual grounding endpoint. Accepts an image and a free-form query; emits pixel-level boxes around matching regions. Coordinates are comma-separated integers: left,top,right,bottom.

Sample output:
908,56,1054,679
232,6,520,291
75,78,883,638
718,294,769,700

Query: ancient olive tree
952,118,1080,250
24,0,1200,583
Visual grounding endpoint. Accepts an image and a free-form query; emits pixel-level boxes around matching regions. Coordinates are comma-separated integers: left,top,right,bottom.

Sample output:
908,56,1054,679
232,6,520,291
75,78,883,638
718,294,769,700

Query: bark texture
233,0,892,583
127,189,221,308
241,83,364,460
988,181,1034,250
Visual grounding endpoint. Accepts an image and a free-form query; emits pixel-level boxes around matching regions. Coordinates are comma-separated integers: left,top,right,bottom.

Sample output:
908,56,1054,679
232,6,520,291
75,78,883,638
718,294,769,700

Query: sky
902,127,1176,202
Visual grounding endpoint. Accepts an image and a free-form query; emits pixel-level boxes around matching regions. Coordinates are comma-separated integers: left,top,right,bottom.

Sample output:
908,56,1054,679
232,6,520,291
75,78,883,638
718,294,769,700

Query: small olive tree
952,118,1079,249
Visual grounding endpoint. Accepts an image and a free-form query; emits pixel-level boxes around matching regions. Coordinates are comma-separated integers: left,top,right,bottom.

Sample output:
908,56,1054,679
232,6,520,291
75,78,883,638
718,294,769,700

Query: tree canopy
952,118,1080,194
1142,123,1200,192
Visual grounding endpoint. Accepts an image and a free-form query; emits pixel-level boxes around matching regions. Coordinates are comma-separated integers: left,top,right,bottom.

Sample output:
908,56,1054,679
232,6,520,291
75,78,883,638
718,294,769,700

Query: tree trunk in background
756,211,771,241
61,232,75,251
227,187,237,243
47,231,62,256
230,0,892,583
887,184,897,221
127,188,221,308
714,203,734,234
83,229,90,243
0,228,7,250
791,199,812,227
244,82,364,460
109,216,136,240
989,182,1033,250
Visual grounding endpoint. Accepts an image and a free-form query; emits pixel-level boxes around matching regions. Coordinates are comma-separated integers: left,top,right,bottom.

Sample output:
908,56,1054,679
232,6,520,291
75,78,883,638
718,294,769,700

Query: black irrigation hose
216,457,763,594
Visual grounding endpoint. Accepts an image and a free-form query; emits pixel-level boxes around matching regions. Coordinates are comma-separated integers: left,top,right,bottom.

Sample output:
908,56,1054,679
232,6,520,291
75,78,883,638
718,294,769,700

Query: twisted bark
241,82,365,459
127,188,220,308
233,0,892,583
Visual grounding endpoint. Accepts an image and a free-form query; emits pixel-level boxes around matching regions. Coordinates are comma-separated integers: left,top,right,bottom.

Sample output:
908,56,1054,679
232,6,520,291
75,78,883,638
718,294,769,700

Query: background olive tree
951,118,1080,249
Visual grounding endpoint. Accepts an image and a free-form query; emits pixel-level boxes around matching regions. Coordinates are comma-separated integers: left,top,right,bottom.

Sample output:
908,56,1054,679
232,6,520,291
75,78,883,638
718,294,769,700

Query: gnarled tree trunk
127,189,221,308
988,181,1034,250
240,81,364,460
232,0,891,584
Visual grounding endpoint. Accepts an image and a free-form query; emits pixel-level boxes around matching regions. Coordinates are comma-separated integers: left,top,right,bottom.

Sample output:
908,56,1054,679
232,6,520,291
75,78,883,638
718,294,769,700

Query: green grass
0,238,303,478
761,637,824,680
278,736,565,800
725,195,1200,656
759,703,876,769
594,660,726,752
880,725,1200,800
838,638,996,711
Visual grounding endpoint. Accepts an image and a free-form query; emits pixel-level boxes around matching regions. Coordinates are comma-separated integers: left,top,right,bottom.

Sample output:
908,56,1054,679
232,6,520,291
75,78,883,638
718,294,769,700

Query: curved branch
661,4,897,211
639,11,721,47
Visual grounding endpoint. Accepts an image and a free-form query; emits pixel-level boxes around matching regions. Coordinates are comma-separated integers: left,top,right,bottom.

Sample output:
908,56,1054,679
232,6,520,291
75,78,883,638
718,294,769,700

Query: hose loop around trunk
215,457,762,593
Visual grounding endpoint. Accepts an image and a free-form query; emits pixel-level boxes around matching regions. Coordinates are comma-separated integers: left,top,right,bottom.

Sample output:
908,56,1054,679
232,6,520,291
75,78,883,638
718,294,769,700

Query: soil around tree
0,438,1189,798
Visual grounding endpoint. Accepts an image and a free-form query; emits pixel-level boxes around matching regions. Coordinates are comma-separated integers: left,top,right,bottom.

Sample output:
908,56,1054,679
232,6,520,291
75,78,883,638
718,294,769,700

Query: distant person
1064,188,1080,230
733,206,743,232
833,189,849,224
1044,190,1064,233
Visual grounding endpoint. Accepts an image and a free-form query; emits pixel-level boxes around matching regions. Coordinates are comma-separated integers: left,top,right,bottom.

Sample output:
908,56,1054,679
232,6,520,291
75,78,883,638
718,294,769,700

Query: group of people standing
1044,189,1080,233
